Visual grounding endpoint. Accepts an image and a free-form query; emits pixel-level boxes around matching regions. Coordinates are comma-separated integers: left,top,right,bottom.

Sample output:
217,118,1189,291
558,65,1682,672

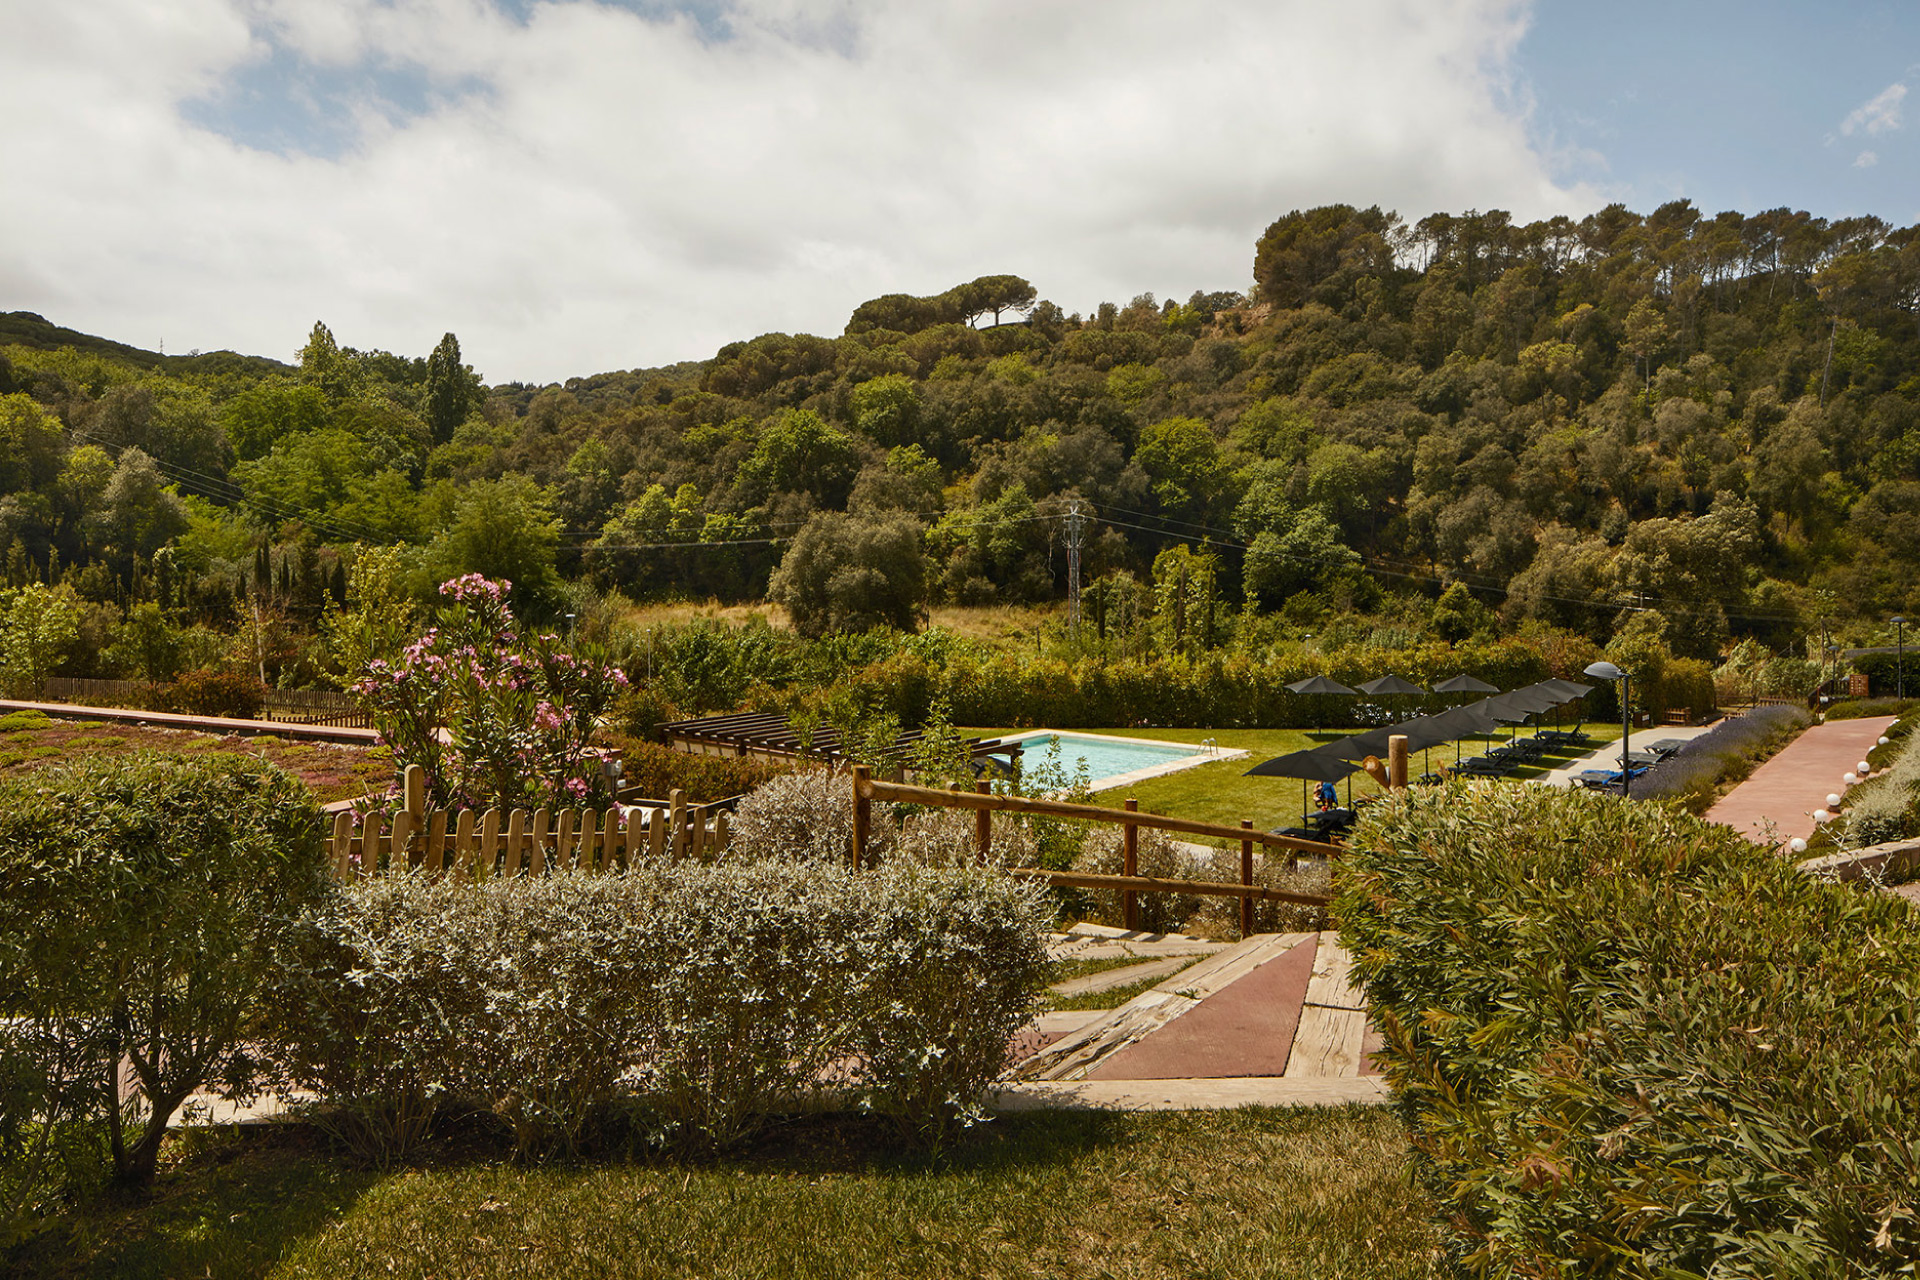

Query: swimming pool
1011,731,1241,790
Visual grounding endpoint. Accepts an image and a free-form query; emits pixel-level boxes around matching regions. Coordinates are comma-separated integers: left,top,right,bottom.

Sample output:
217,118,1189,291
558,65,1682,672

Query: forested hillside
4,200,1919,716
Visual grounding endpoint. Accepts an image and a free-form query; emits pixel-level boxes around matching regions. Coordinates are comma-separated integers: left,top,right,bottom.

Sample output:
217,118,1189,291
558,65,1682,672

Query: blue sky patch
181,42,482,159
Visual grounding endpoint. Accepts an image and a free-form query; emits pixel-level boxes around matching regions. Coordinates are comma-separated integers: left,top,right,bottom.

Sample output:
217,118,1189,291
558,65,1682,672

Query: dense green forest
4,200,1920,722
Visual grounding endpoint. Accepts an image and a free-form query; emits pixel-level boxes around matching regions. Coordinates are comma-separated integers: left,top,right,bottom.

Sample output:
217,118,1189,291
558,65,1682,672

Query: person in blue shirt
1316,779,1338,811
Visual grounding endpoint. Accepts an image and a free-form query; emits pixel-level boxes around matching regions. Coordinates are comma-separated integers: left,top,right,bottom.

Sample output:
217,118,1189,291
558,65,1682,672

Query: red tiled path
1704,715,1896,845
1086,933,1317,1080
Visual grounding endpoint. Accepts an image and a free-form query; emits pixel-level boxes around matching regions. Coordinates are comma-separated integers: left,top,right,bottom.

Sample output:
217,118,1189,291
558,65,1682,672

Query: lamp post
1584,660,1631,799
1895,616,1908,702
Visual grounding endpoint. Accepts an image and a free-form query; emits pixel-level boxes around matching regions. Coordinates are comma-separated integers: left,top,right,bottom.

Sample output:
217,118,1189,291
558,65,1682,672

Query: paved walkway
1534,724,1719,788
997,925,1387,1112
1705,715,1898,846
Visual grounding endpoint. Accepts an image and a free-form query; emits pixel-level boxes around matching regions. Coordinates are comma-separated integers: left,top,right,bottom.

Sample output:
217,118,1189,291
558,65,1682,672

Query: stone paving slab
1049,955,1199,997
1705,715,1897,844
1046,924,1229,961
989,1077,1390,1112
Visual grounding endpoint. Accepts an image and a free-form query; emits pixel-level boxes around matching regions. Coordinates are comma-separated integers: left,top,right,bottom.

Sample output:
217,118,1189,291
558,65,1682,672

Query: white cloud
1856,150,1880,168
0,0,1594,382
1842,82,1906,137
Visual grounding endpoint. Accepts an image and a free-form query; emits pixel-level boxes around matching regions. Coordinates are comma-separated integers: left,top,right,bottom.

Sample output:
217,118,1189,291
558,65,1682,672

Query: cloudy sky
2,0,1916,383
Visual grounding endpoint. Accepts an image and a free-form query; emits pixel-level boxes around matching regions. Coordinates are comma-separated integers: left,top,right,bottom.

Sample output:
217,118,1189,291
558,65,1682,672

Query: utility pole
1066,498,1084,639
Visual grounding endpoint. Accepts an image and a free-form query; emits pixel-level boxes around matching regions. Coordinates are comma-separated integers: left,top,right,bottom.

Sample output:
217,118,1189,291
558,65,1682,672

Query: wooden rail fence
327,766,730,878
39,676,374,728
849,765,1343,932
328,763,1345,939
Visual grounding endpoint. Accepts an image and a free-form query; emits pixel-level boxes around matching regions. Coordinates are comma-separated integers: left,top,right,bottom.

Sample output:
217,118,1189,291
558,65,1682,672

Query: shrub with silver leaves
266,860,1050,1155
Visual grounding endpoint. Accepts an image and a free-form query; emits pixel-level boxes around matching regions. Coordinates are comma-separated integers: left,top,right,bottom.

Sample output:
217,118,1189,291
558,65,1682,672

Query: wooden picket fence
327,766,729,879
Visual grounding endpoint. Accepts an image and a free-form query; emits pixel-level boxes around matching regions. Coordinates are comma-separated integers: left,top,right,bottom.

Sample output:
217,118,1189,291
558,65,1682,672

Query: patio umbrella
1315,729,1395,762
1433,672,1499,694
1286,675,1360,695
1358,674,1426,696
1534,678,1595,728
1536,678,1594,699
1286,673,1360,733
1244,750,1361,826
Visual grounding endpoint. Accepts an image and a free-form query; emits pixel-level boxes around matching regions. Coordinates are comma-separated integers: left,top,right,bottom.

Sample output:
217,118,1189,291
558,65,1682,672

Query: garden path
1705,715,1898,845
995,926,1388,1111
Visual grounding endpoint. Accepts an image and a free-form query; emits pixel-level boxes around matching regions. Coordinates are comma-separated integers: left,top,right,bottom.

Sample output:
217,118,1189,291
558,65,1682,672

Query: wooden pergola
661,712,1024,776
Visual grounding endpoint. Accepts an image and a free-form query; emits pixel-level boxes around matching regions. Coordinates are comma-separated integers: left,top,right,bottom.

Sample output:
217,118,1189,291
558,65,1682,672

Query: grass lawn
0,712,393,803
10,1108,1442,1279
966,723,1627,835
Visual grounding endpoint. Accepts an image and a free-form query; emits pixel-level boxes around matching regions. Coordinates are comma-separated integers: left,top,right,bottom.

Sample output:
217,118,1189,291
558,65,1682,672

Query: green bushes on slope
1336,783,1920,1275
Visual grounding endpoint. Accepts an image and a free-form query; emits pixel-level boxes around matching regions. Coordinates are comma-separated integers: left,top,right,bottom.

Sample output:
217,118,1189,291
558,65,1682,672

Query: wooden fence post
390,809,415,874
668,789,686,860
850,765,871,869
404,764,426,819
1122,799,1139,932
974,778,991,864
1240,819,1255,939
1388,734,1409,790
330,811,353,880
454,810,476,879
480,809,501,877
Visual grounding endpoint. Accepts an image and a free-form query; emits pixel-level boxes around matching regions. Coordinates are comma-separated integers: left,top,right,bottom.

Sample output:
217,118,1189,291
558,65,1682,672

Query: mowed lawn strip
11,1108,1441,1280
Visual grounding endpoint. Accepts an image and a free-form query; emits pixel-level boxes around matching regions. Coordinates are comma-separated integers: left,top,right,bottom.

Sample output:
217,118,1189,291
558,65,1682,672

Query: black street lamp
1895,616,1908,701
1585,660,1631,799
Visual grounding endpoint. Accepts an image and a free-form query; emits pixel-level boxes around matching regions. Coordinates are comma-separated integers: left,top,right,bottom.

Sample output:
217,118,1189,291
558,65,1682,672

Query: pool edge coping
1005,729,1250,794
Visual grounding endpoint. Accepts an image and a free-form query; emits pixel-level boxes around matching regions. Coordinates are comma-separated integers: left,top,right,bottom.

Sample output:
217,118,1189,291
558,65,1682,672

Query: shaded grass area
11,1108,1439,1280
0,715,391,803
1044,954,1206,1012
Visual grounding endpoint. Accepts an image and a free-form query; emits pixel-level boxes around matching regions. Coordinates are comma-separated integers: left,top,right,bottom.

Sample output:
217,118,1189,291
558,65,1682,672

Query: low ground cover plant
1630,702,1809,811
266,860,1051,1157
1338,782,1920,1274
1822,709,1920,850
0,752,327,1240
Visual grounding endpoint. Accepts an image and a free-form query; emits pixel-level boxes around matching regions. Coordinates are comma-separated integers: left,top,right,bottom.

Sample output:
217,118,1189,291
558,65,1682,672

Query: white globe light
1859,761,1873,775
1813,809,1832,824
1844,773,1859,786
1827,793,1843,807
1879,736,1890,746
1788,837,1807,854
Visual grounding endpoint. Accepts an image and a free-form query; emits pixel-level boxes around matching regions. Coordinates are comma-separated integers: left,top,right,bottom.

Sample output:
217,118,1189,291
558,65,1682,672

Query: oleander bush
1630,703,1809,812
1336,782,1920,1275
0,752,326,1237
265,860,1050,1158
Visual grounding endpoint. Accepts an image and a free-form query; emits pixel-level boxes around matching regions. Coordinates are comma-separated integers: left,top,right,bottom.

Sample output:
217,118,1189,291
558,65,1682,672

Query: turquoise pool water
1014,732,1203,787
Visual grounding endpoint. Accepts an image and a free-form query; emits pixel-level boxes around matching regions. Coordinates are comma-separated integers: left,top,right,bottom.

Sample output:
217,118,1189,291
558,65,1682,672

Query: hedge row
2,752,1050,1242
1336,783,1920,1275
834,639,1561,729
266,861,1050,1156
